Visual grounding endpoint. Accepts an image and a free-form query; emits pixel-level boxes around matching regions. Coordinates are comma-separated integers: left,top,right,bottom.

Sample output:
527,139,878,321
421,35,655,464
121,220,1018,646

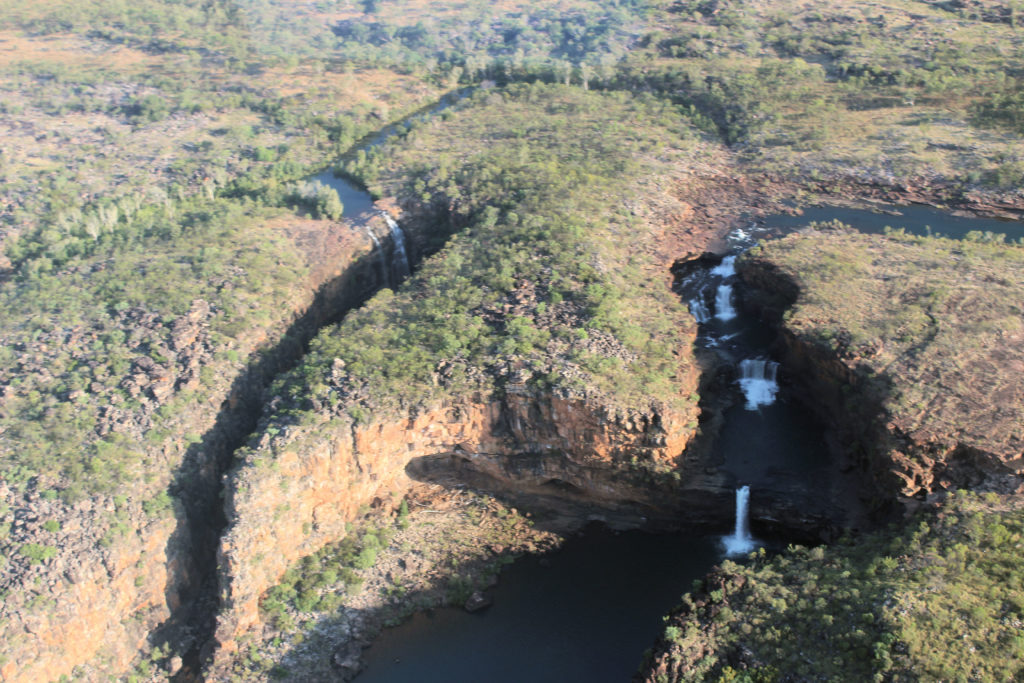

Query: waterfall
715,284,737,321
363,225,390,286
689,295,711,323
711,255,736,277
738,359,779,410
382,212,411,283
722,485,756,556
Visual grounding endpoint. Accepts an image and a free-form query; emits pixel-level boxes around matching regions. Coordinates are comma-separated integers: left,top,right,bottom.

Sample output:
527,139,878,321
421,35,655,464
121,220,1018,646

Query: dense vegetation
644,491,1024,681
0,198,311,497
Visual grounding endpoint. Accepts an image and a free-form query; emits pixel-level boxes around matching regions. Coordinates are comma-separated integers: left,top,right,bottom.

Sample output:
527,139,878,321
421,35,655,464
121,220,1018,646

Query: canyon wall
737,231,1024,510
211,372,710,665
0,218,393,683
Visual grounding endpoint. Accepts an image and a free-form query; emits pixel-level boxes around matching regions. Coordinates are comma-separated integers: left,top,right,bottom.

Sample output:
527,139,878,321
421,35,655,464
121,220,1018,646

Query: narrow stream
349,201,1022,682
309,88,472,223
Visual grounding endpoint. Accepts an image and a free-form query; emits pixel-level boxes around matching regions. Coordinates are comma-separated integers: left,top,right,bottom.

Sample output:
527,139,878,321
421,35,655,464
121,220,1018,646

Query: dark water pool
308,169,377,219
356,528,721,683
307,89,472,222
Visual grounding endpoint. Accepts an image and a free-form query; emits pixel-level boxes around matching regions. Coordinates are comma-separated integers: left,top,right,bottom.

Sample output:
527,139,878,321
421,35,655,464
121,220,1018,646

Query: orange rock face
0,219,385,683
213,388,700,660
1,518,181,683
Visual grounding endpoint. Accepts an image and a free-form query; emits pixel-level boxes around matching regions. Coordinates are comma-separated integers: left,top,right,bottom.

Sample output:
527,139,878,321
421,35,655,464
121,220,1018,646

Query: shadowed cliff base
157,211,415,678
405,450,733,532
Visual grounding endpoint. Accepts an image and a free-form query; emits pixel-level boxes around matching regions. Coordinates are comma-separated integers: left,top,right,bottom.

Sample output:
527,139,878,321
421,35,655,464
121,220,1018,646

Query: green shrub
19,543,57,565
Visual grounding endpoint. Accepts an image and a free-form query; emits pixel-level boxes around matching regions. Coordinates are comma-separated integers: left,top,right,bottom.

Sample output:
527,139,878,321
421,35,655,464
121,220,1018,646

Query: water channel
308,88,472,222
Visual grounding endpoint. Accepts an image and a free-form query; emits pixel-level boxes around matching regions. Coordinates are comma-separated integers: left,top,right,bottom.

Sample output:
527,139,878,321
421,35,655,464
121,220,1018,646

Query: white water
689,296,711,323
711,255,736,277
714,284,737,321
383,213,411,281
738,359,779,410
722,485,757,556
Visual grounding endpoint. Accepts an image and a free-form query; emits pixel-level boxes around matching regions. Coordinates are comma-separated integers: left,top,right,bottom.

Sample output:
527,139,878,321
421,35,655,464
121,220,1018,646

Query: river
308,88,472,222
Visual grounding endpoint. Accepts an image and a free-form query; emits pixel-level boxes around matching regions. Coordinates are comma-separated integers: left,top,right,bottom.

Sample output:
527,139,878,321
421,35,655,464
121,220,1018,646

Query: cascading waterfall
738,359,780,410
722,485,757,556
382,212,411,282
715,284,737,322
712,255,737,322
711,255,736,277
689,294,711,323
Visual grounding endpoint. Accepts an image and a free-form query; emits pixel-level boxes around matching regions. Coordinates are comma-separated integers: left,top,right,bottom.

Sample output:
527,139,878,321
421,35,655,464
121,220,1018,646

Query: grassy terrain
643,491,1024,681
266,83,709,425
618,0,1024,189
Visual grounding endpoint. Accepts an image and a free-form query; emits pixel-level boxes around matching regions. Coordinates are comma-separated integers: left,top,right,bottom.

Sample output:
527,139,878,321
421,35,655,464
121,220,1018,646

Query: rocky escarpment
737,227,1024,511
212,383,716,666
0,214,399,682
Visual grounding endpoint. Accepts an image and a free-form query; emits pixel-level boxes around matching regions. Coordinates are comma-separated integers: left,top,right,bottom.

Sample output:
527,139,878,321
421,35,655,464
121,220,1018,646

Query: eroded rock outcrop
213,385,709,663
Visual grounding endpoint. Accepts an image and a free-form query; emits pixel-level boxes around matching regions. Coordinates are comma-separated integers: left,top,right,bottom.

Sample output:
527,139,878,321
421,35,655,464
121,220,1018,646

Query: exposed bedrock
210,383,731,665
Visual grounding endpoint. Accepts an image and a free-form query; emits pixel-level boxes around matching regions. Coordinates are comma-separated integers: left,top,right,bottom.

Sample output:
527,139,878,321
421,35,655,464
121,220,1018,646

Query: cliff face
213,379,706,661
737,229,1024,507
0,511,184,683
0,217,392,682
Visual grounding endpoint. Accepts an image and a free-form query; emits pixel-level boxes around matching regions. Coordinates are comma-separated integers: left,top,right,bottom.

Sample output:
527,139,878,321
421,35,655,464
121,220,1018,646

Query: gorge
2,1,1024,679
332,200,1024,681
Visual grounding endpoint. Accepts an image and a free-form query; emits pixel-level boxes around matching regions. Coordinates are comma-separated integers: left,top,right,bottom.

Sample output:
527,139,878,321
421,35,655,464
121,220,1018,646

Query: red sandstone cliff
213,384,703,663
0,217,388,682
